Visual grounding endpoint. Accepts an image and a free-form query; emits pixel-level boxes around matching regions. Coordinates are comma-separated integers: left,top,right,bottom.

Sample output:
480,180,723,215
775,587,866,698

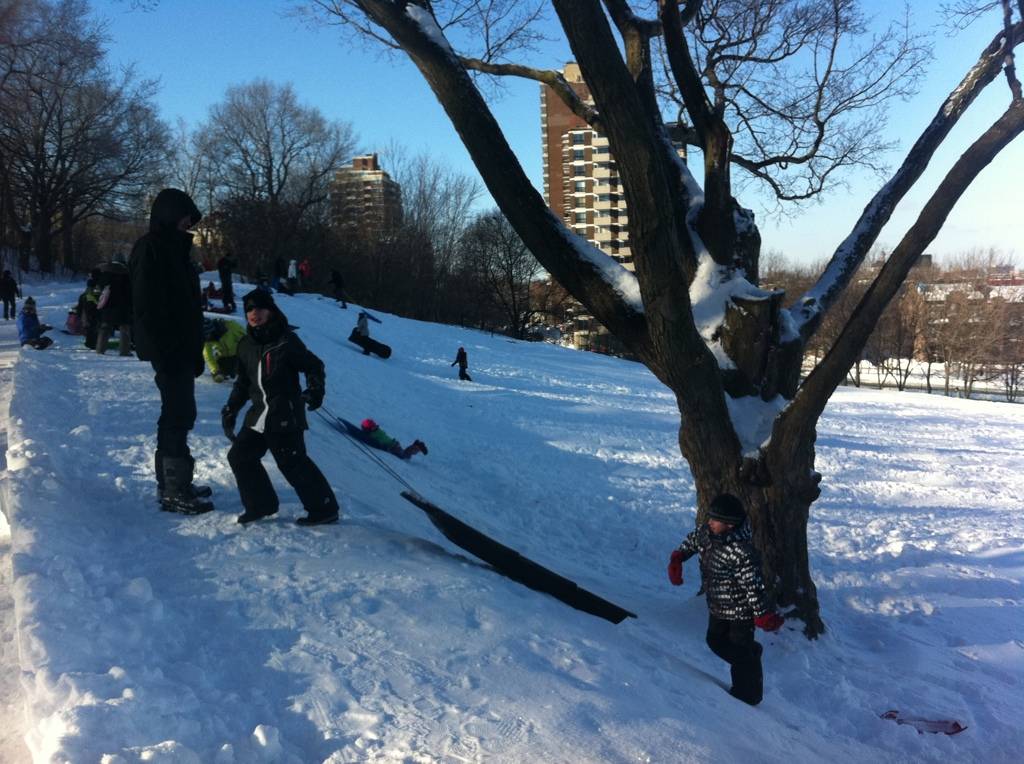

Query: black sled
348,329,392,358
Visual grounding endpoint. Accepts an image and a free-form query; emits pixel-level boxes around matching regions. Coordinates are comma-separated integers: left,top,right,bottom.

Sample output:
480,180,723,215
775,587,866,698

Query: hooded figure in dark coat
129,188,213,514
96,259,132,355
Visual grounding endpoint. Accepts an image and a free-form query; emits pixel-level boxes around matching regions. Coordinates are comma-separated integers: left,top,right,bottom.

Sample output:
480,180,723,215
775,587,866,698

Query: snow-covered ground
0,281,1021,762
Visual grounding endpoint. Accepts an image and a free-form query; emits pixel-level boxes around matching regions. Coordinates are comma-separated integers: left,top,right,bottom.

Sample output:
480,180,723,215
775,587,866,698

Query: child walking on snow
221,289,340,526
667,493,783,705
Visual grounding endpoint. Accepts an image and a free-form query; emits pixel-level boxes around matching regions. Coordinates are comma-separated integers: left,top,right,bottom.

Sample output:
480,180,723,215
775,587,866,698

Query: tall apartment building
330,154,403,239
541,62,633,269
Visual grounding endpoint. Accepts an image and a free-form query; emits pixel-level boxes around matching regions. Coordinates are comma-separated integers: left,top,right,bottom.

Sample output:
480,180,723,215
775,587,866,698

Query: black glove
302,389,323,411
221,405,238,441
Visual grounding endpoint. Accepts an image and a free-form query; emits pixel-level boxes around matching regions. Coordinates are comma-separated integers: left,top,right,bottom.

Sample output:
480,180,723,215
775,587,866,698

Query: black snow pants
221,281,235,312
153,366,197,459
706,614,763,705
228,428,339,518
2,296,14,319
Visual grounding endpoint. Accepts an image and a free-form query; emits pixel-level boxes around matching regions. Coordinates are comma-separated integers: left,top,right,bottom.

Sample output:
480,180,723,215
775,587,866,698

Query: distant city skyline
97,0,1022,268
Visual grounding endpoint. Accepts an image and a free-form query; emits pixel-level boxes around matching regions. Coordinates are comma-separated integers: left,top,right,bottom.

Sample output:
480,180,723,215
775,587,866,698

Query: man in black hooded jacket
221,289,340,526
217,253,237,312
130,188,213,514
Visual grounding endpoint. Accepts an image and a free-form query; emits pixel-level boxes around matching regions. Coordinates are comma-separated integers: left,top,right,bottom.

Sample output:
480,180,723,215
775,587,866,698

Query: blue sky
98,0,1022,267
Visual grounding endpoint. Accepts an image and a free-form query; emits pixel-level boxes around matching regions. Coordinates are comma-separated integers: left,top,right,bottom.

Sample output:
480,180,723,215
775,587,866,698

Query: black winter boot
237,507,278,525
160,456,215,515
295,511,339,526
156,453,212,502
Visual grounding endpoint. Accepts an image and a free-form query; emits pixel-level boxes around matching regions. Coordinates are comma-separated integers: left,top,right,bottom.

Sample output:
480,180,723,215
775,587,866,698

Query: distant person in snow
451,346,471,381
298,256,313,288
355,311,369,336
1,269,21,320
77,278,102,350
202,317,245,383
217,253,237,312
130,188,213,515
221,289,340,526
96,258,132,356
328,268,348,308
667,493,783,706
359,418,427,459
272,256,286,291
16,297,53,349
201,281,222,311
286,258,299,293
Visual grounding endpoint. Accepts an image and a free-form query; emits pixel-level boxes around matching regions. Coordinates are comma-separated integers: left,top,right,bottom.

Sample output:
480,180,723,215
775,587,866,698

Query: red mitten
754,612,784,632
667,549,684,586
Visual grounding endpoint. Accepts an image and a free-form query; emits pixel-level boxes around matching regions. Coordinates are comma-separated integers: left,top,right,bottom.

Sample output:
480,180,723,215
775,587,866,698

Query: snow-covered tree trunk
317,0,1024,637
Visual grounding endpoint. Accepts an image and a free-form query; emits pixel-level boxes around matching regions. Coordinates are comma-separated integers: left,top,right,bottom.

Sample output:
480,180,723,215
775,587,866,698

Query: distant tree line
0,0,560,339
763,248,1024,402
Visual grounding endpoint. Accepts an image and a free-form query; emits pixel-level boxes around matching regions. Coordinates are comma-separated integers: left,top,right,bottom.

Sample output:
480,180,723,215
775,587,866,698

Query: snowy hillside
1,281,1022,762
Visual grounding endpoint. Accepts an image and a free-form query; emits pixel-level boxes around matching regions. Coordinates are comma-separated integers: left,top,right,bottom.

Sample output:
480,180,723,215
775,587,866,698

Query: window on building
572,133,586,145
574,181,586,192
573,149,585,161
575,212,587,224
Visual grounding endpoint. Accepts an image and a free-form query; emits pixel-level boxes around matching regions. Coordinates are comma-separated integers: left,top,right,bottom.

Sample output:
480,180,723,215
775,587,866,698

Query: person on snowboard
358,418,427,460
451,346,472,381
353,311,371,355
221,289,340,526
667,493,784,706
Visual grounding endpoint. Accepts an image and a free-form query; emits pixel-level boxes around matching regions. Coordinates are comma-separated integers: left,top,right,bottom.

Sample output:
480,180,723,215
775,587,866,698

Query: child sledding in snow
667,493,784,706
17,297,53,349
358,418,427,459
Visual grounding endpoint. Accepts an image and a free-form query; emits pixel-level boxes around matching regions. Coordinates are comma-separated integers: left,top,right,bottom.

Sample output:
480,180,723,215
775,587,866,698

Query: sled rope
315,406,417,493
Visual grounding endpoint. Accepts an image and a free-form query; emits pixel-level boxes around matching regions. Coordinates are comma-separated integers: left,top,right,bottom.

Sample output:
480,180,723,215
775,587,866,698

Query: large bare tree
0,0,168,272
307,0,1024,636
377,143,483,321
460,209,542,337
195,79,357,271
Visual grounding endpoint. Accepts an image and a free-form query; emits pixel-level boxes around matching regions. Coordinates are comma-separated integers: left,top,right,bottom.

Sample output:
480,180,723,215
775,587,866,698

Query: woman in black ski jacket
221,289,339,526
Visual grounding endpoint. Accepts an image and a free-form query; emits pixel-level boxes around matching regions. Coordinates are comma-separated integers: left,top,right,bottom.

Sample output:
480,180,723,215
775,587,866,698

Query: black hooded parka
225,307,326,433
129,189,204,373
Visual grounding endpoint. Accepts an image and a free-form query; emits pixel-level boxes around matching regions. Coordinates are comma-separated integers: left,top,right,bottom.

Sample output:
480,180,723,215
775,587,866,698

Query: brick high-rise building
330,154,403,239
541,63,632,269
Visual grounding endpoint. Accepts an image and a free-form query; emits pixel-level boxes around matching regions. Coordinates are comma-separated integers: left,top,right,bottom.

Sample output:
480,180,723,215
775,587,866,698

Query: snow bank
0,284,1021,762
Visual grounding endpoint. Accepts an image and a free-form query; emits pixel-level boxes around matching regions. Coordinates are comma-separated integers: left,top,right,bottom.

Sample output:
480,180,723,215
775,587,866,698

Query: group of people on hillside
59,260,133,355
271,256,313,295
16,186,784,707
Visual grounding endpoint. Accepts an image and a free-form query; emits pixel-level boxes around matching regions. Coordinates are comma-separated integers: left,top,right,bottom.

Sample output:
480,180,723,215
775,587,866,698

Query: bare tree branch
458,58,604,130
787,96,1024,431
789,19,1023,341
